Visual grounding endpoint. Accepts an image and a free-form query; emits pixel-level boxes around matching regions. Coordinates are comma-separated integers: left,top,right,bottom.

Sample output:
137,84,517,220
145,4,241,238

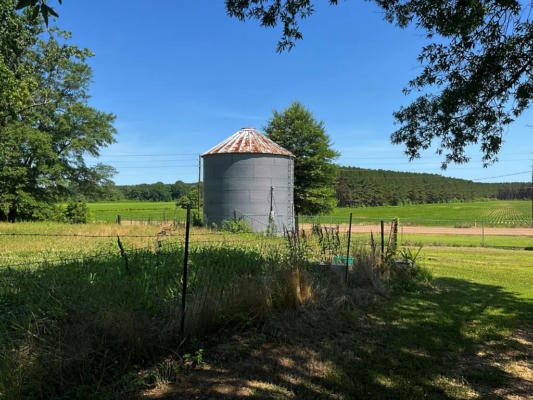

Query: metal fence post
380,220,385,263
117,215,121,225
180,205,191,340
345,213,353,284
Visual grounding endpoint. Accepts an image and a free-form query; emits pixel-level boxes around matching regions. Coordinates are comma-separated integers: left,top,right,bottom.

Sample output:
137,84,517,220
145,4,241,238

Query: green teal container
333,256,354,265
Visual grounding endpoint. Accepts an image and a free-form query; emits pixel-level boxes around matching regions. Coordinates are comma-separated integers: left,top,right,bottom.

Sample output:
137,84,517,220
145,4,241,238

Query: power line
113,165,197,169
97,153,198,157
472,171,530,181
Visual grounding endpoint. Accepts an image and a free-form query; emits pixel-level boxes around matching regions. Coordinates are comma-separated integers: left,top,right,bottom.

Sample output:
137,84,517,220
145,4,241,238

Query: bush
191,211,203,227
64,201,89,223
176,195,191,209
220,218,253,233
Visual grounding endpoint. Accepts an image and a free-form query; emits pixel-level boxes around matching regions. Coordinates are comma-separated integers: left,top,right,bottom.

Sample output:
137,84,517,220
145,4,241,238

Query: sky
55,0,532,185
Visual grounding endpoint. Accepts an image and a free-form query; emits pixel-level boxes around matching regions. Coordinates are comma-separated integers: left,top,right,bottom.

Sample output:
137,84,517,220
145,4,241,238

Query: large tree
226,0,533,168
18,1,532,166
0,0,116,221
264,102,339,215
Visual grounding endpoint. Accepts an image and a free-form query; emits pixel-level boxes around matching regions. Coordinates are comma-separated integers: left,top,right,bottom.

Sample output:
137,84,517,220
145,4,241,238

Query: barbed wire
0,237,287,270
0,231,278,239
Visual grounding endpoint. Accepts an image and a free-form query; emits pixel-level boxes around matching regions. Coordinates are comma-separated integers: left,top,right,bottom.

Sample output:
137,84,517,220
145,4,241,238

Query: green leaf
40,4,48,25
44,4,59,17
15,0,37,10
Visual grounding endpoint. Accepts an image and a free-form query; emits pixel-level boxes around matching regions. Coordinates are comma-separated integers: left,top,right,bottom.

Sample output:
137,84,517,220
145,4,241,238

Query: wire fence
2,207,532,344
1,211,532,270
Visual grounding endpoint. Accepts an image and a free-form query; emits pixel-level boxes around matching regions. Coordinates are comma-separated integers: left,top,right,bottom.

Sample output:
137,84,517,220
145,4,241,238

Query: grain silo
202,127,295,233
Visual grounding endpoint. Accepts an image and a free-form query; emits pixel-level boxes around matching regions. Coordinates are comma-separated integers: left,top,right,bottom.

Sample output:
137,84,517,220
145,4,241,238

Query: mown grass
399,233,533,249
327,247,533,399
345,232,532,250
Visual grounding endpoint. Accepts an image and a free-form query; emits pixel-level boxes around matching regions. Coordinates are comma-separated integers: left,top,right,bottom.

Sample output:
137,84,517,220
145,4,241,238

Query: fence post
380,220,385,263
180,205,191,340
117,215,121,225
345,213,353,284
481,220,485,247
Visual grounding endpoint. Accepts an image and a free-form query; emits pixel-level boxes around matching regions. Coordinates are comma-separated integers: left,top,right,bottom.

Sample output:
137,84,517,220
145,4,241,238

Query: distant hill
336,167,530,207
90,167,529,206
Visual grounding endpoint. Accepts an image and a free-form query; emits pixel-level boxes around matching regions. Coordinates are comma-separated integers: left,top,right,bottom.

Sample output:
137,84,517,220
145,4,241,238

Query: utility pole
197,155,201,216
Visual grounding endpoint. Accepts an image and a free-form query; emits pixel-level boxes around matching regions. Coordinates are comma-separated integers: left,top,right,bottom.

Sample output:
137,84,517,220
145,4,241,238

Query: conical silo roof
202,127,295,157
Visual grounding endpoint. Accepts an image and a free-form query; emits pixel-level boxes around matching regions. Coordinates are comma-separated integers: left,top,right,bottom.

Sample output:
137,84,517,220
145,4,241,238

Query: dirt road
300,223,533,237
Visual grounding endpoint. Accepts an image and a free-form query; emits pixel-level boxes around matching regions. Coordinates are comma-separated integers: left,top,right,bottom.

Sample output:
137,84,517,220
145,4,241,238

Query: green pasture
303,200,532,226
88,200,532,227
88,201,188,223
1,217,532,398
348,232,533,250
200,246,533,400
310,246,533,399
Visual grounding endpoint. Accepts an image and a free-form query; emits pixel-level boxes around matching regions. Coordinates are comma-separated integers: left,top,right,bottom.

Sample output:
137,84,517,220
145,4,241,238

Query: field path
300,223,533,237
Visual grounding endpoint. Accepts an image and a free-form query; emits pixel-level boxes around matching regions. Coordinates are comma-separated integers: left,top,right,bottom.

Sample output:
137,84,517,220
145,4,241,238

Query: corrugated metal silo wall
203,154,294,233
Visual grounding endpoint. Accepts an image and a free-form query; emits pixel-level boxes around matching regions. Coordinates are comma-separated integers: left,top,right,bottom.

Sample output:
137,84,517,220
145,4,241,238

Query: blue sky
56,0,532,185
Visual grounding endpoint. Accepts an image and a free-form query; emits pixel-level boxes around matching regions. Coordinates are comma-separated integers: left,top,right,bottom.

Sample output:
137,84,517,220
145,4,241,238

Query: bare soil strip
300,223,533,237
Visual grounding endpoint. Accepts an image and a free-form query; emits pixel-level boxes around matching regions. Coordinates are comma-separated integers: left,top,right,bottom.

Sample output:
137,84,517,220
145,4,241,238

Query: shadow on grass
0,245,290,399
152,277,533,399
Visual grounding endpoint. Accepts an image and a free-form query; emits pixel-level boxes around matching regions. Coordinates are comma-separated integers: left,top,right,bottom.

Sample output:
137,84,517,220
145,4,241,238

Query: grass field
0,222,283,266
87,200,533,227
152,246,533,399
322,200,532,226
1,218,532,398
1,220,531,268
1,221,531,269
88,201,184,223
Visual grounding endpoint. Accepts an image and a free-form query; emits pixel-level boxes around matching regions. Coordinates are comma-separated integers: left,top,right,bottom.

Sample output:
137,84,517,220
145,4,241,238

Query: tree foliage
336,167,531,207
264,102,339,215
116,181,199,202
0,0,116,221
225,0,533,167
176,188,200,209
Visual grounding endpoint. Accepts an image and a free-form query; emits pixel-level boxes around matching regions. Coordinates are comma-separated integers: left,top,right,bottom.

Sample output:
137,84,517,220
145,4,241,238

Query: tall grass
0,243,311,399
0,224,432,399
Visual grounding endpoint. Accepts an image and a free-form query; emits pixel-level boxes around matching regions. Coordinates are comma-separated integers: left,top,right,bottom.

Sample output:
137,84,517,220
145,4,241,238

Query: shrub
176,195,191,209
191,211,203,227
220,217,252,233
64,201,89,223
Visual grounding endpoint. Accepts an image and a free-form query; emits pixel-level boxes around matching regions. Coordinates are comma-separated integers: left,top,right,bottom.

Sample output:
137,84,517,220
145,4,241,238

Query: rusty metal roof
201,127,295,157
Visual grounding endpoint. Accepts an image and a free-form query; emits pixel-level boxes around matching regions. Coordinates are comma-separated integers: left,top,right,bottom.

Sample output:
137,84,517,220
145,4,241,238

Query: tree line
83,181,200,203
93,167,530,208
336,167,531,207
